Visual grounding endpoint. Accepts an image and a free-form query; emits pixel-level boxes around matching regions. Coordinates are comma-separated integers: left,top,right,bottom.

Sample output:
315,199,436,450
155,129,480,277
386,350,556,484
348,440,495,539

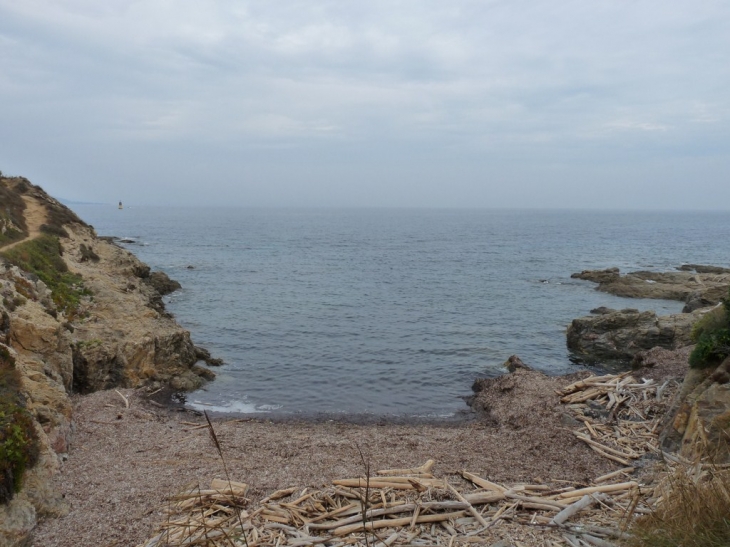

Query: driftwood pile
140,459,646,547
558,371,677,466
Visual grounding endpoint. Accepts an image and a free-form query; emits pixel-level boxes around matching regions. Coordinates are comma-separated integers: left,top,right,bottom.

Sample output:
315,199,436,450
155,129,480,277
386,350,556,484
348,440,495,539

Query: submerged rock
678,264,730,274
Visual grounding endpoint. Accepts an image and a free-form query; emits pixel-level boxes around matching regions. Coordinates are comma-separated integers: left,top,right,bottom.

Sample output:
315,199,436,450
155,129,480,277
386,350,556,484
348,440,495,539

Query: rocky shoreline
567,266,730,366
3,174,730,546
0,176,220,545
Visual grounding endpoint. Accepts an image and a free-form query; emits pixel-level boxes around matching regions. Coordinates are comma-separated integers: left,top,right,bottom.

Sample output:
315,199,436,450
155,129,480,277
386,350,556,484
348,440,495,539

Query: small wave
187,399,261,414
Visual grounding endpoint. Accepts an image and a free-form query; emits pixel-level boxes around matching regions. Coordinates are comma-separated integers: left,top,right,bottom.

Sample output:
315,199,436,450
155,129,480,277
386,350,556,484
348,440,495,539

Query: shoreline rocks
566,307,705,364
567,265,730,365
571,266,730,312
0,177,221,545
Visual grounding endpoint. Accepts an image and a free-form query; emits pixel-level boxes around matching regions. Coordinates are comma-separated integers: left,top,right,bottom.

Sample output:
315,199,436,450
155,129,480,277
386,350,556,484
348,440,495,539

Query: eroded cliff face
0,181,213,546
659,357,730,463
61,223,210,393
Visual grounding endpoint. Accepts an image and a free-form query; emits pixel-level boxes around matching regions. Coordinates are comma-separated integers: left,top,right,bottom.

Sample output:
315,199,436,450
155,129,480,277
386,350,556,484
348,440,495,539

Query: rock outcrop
566,307,705,364
0,175,216,546
571,266,730,312
660,356,730,462
569,264,730,462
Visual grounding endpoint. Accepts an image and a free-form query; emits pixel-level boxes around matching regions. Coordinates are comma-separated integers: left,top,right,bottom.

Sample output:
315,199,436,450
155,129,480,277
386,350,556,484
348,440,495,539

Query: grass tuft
625,464,730,547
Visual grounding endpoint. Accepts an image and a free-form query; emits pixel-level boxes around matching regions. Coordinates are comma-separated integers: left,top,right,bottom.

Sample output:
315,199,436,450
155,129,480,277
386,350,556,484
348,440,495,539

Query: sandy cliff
0,176,214,546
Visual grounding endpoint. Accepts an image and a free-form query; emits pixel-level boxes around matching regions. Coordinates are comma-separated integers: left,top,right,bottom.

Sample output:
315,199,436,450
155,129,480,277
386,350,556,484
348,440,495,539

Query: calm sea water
70,206,730,417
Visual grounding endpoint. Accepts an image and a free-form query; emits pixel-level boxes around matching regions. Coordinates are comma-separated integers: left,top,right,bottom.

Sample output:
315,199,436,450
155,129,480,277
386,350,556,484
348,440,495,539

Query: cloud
0,0,729,207
604,120,671,132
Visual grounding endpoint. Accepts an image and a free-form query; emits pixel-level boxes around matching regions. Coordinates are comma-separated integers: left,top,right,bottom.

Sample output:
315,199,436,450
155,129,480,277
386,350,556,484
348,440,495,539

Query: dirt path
1,194,48,251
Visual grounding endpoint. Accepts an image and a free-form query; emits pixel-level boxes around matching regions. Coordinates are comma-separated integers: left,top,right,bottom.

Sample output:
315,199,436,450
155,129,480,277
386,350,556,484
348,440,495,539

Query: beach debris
138,373,680,546
138,460,646,547
558,371,678,465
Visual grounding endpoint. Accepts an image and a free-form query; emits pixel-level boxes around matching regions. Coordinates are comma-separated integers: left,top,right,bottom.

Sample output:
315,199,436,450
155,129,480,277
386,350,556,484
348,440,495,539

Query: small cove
72,205,730,417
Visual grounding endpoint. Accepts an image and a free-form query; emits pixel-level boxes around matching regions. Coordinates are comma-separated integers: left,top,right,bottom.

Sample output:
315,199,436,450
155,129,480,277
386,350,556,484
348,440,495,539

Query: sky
0,1,729,209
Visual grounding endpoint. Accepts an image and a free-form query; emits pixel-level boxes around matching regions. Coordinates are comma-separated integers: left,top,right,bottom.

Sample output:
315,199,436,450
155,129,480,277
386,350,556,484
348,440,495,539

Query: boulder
682,285,729,313
571,267,620,284
567,308,703,364
502,354,532,373
146,271,182,296
194,346,224,366
0,496,35,547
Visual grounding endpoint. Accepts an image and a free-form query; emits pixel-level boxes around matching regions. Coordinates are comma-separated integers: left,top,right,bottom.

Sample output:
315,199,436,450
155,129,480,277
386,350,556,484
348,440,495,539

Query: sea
69,205,730,418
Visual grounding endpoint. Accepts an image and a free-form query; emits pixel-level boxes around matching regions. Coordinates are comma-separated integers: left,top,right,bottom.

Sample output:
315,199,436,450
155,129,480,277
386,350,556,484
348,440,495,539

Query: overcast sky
1,1,728,208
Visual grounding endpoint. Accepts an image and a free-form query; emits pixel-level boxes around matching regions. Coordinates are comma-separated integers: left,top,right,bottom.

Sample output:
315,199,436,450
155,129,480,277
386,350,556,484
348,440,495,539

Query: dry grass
625,462,730,547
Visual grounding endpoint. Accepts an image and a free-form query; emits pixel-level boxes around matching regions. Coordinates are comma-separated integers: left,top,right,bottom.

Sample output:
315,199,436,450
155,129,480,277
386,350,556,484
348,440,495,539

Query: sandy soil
31,368,631,547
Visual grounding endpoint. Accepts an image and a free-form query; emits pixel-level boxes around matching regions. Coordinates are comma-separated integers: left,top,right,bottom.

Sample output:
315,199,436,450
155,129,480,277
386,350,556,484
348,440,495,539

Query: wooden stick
261,487,298,503
345,476,445,488
446,483,490,528
307,503,361,524
584,444,632,466
308,502,468,531
580,533,617,547
373,531,400,547
114,389,130,408
333,511,466,536
460,471,507,493
409,506,420,529
504,493,566,510
377,460,435,476
574,432,638,459
594,468,635,484
560,374,627,395
561,387,604,404
463,491,505,505
551,495,595,525
556,482,638,500
332,479,418,490
210,478,248,493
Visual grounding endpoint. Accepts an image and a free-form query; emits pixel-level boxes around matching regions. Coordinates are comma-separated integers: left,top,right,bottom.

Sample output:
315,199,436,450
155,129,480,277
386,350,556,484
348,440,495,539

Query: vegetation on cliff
689,288,730,368
0,177,28,247
0,345,40,504
1,235,91,317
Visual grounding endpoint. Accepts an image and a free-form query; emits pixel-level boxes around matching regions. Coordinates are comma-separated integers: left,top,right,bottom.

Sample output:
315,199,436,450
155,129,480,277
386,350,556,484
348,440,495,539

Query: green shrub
690,329,730,368
0,347,40,504
689,289,730,369
691,306,728,342
0,235,91,316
